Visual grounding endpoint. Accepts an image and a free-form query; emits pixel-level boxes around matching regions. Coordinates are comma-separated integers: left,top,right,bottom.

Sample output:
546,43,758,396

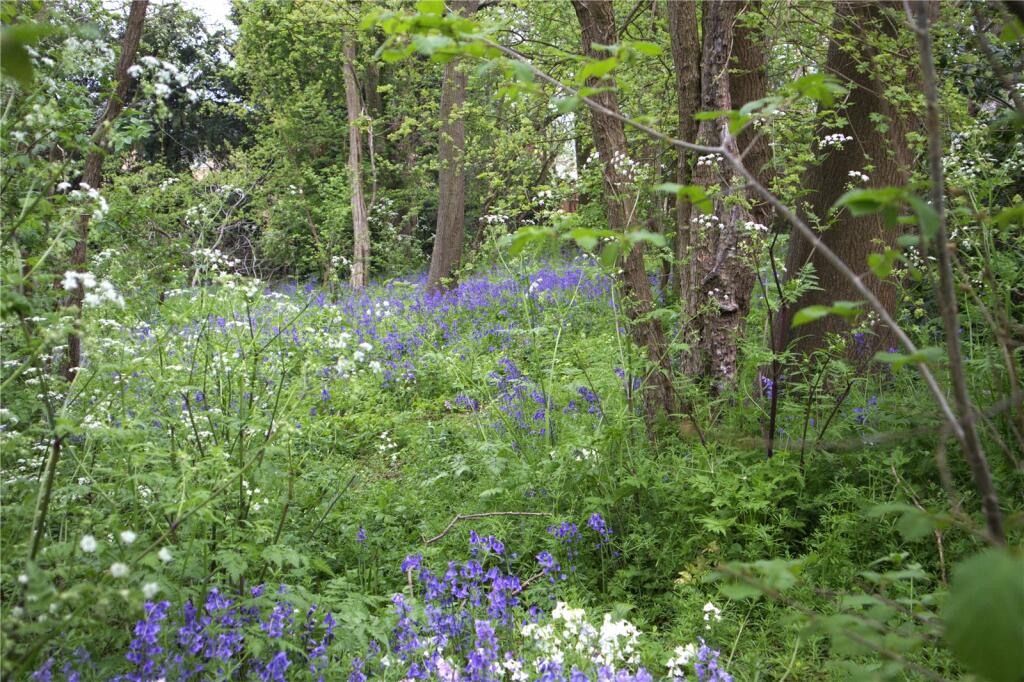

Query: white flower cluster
521,602,640,673
820,133,853,149
608,150,641,183
666,643,698,678
575,447,597,462
66,182,109,221
696,153,723,168
130,55,195,101
335,340,381,377
482,214,509,226
62,271,125,307
61,36,115,74
377,431,398,464
847,170,869,183
192,247,240,275
242,479,269,512
743,220,768,233
702,601,722,630
692,213,721,231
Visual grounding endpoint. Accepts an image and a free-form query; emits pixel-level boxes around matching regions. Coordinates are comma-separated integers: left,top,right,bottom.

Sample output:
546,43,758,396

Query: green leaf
626,229,665,248
727,113,752,135
791,305,830,327
867,249,900,279
905,194,939,240
1,23,63,88
944,548,1024,682
505,226,554,256
599,241,621,269
833,187,904,217
553,95,579,113
718,581,764,601
625,40,662,57
567,227,616,251
414,0,445,15
791,301,866,328
786,73,846,106
872,346,944,370
991,204,1024,229
653,183,713,214
510,60,534,83
576,57,617,84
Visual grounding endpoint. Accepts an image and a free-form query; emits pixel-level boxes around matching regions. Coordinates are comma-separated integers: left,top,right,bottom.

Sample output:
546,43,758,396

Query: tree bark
666,0,701,301
64,0,148,381
778,1,916,358
344,38,371,289
684,0,756,392
426,0,479,292
730,1,771,222
572,0,679,429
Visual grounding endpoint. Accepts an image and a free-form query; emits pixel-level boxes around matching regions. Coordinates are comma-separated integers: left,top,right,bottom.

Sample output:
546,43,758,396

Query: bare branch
423,511,550,545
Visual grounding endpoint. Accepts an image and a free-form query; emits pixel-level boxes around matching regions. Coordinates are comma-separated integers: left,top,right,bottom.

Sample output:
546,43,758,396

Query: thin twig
423,511,550,545
908,1,1004,543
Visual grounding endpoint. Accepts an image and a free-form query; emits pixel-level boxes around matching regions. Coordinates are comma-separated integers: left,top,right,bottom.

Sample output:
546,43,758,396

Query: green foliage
2,1,1023,680
943,548,1024,682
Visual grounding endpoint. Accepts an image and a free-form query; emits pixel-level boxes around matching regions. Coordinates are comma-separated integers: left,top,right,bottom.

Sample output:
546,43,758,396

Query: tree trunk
344,39,371,289
666,0,701,302
684,0,757,392
63,0,148,382
426,0,479,292
778,1,916,358
730,1,771,221
572,0,679,429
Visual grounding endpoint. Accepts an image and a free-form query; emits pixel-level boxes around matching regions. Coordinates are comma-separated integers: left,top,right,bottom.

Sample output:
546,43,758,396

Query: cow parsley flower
109,562,129,578
79,534,97,553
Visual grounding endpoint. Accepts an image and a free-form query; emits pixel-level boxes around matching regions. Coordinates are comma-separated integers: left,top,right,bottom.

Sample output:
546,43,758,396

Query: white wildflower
79,534,97,553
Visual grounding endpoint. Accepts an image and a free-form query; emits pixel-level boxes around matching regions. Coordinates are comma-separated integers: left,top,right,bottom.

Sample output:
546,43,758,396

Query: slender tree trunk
344,39,371,289
63,0,148,382
684,0,756,392
572,0,678,429
666,0,701,302
778,1,916,357
426,0,479,292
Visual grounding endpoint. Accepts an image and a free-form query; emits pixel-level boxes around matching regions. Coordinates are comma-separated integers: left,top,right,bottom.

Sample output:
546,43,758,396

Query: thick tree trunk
64,0,148,381
572,0,678,429
426,0,479,292
684,0,756,392
730,1,772,220
666,0,701,302
778,1,915,358
344,39,371,289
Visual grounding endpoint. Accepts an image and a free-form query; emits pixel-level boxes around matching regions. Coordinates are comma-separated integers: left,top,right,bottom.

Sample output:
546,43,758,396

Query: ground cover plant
2,1,1022,681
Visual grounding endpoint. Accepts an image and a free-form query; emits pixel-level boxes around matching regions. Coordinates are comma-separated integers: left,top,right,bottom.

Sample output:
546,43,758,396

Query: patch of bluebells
79,263,610,444
353,525,697,682
853,395,878,425
587,513,613,549
36,586,337,682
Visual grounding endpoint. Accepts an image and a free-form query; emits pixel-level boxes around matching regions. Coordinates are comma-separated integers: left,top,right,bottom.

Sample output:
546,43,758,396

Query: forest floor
5,260,967,680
